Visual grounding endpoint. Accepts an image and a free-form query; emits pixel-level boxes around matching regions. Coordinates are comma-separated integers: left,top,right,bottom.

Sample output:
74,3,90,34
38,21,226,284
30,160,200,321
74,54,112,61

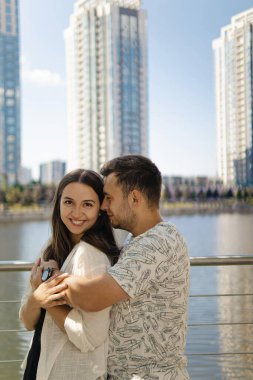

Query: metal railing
1,255,253,271
0,256,253,373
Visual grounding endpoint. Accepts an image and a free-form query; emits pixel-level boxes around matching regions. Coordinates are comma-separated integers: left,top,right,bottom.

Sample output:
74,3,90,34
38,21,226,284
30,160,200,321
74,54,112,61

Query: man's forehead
103,173,120,191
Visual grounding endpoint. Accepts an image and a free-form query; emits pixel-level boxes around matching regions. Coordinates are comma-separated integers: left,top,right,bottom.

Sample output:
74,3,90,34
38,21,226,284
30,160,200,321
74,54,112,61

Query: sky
19,0,253,179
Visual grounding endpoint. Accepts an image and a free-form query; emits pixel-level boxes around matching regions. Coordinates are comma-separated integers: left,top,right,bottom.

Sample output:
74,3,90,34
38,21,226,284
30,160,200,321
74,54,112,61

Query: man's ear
128,189,142,207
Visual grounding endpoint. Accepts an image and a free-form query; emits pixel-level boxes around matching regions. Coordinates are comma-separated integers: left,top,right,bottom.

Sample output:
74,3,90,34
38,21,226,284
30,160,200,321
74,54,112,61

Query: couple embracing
20,154,190,380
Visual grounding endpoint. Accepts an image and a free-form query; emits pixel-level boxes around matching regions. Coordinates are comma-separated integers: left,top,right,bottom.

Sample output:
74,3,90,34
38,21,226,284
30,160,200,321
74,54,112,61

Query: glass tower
213,9,253,186
65,0,148,172
0,0,20,185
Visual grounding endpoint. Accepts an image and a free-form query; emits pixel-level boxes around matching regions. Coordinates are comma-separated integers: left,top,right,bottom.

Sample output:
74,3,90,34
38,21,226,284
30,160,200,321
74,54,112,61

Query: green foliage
0,183,56,207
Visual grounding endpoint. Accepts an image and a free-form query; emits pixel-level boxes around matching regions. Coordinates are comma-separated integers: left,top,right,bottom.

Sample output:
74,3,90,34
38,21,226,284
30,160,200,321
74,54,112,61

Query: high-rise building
39,160,66,185
0,0,21,185
65,0,148,172
18,166,32,185
213,9,253,186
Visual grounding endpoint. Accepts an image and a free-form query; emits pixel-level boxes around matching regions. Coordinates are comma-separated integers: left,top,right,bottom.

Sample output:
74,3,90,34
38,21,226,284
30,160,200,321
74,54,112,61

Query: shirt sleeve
64,242,111,353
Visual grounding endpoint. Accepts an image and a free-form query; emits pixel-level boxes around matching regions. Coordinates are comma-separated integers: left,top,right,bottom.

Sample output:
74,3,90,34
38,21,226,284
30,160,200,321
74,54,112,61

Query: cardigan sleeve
19,279,33,322
64,242,111,352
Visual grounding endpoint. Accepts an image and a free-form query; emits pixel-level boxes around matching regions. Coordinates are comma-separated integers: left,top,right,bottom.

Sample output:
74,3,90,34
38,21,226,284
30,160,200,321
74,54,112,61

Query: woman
19,169,120,380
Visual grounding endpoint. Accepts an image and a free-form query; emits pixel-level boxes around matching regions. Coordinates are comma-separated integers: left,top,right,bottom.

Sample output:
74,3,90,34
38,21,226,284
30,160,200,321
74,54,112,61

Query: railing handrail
0,261,252,371
0,255,253,271
189,255,253,266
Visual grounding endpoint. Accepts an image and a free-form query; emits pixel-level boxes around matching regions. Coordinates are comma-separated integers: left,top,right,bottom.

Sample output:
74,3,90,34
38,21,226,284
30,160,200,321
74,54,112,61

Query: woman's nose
71,206,83,217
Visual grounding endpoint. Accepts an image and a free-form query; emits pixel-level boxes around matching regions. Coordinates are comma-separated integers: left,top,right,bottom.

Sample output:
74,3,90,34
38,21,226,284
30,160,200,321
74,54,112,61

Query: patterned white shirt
108,222,190,380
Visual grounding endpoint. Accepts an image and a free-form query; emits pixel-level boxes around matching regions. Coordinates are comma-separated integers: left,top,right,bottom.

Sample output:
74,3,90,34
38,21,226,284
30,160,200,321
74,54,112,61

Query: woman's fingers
30,260,43,288
41,259,59,270
44,290,67,307
49,291,66,301
48,282,68,295
51,299,67,307
31,261,38,278
46,272,70,285
36,266,43,277
31,272,70,308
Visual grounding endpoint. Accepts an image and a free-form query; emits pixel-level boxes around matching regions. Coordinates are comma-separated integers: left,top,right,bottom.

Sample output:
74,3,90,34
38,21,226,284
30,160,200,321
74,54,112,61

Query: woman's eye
64,200,72,205
83,202,93,208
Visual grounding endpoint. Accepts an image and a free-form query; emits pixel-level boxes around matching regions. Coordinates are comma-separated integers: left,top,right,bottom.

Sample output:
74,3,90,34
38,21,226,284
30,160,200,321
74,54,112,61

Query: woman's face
60,182,100,244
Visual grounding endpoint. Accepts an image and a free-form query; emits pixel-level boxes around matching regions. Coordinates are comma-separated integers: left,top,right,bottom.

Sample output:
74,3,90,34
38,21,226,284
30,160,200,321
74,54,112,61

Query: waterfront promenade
0,206,51,222
0,201,252,222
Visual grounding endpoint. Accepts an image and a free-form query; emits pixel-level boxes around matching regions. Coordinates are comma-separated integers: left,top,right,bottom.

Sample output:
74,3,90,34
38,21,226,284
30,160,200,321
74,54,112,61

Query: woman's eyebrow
63,196,96,203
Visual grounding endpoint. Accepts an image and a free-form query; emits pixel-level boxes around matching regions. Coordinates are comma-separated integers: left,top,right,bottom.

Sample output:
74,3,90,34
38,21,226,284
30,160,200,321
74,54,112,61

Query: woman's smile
69,219,87,226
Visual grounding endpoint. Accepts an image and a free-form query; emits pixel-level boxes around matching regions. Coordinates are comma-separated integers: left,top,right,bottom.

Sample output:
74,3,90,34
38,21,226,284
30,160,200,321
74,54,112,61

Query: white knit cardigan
20,241,111,380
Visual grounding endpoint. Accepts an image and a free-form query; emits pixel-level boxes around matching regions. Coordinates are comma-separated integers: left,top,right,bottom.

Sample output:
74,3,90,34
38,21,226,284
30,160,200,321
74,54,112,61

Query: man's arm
64,272,129,312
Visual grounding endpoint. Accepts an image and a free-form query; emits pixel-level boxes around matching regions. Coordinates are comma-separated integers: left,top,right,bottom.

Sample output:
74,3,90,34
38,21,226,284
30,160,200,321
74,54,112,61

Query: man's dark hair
100,155,162,208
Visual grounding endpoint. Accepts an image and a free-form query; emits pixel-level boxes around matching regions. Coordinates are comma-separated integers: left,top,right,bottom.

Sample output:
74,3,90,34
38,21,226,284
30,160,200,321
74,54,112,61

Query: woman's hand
41,259,59,271
31,275,68,309
30,258,43,291
20,266,69,330
29,259,69,309
30,258,60,291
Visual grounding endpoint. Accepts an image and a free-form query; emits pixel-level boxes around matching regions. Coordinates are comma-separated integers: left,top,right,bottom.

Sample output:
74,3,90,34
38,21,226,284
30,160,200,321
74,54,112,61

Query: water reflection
217,267,253,379
216,215,253,379
0,221,50,261
0,271,31,380
216,213,253,254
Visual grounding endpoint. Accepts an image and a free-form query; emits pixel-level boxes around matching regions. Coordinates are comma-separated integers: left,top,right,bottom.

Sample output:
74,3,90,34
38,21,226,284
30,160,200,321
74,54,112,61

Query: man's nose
101,199,108,211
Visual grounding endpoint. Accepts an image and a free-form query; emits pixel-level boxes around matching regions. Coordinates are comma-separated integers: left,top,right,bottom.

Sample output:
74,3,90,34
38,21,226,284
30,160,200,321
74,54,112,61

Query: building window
6,89,14,96
6,15,11,24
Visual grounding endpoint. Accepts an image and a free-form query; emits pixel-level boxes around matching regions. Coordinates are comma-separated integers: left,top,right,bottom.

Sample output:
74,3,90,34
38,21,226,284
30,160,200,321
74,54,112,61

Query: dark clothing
23,309,46,380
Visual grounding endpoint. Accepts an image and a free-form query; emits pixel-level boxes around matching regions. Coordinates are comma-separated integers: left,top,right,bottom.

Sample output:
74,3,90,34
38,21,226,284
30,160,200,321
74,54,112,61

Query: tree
174,188,182,201
225,188,234,199
236,188,242,201
197,189,205,201
206,188,213,199
213,189,219,199
163,185,172,201
5,186,22,205
243,188,249,201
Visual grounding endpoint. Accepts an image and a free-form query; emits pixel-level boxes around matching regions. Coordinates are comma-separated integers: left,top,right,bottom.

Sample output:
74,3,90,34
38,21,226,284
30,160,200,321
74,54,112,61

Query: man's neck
131,210,163,237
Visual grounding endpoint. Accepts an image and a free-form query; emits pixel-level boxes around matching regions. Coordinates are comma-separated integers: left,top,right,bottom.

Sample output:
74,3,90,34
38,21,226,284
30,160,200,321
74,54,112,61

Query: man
55,155,190,379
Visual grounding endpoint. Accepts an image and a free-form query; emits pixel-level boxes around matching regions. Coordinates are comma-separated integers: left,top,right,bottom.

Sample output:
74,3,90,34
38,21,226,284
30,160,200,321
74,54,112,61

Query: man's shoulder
124,221,187,254
142,221,183,243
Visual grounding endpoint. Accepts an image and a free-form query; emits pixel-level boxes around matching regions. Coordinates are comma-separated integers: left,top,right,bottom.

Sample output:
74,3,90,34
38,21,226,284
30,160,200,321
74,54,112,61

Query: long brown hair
43,169,120,268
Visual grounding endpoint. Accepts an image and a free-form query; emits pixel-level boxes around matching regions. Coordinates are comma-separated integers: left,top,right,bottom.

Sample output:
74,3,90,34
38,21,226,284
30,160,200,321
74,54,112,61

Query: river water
0,213,253,379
